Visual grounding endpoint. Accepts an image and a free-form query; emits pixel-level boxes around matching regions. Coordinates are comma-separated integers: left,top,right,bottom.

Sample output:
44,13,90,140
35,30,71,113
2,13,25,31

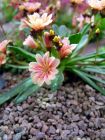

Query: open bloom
23,35,38,48
19,2,41,13
71,0,84,4
29,52,60,86
24,12,53,31
87,0,105,10
60,37,77,58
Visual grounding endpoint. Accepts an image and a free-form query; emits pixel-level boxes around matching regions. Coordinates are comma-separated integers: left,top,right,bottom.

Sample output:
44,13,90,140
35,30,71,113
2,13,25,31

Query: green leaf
69,33,82,44
84,73,105,85
52,24,59,35
14,84,39,104
82,67,105,75
72,69,105,95
0,78,32,105
99,18,105,30
51,47,60,58
23,28,31,36
52,24,70,37
80,24,90,36
50,72,64,91
58,25,69,37
95,14,101,24
6,64,28,69
71,35,89,57
66,50,105,65
8,46,35,61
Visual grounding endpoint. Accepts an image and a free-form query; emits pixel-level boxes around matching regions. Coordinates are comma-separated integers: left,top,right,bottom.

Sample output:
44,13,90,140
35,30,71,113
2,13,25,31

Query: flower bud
95,28,100,34
53,36,60,43
50,29,55,36
44,32,52,48
23,35,38,49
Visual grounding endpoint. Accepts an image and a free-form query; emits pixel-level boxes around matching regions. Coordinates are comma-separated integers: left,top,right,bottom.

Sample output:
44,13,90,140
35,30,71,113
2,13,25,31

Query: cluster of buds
23,28,77,59
44,30,77,58
44,30,62,50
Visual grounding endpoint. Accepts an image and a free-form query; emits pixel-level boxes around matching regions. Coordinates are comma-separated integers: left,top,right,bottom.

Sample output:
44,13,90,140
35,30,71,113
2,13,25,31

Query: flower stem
0,24,7,39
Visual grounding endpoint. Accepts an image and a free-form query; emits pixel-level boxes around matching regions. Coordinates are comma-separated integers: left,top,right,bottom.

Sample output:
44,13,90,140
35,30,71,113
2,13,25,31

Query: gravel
0,73,105,140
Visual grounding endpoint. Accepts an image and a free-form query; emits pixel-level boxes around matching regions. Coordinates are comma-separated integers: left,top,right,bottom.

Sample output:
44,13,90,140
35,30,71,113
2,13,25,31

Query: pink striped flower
23,35,38,49
60,37,77,58
29,52,60,86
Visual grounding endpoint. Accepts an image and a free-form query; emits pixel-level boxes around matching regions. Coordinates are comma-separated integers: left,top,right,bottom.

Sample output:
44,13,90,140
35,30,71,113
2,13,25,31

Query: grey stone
3,134,8,140
48,126,56,134
17,106,23,112
36,132,45,139
13,133,22,140
61,130,70,139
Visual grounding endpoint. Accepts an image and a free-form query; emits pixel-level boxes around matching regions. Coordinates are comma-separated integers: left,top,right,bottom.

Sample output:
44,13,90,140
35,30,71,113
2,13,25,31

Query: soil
0,72,105,140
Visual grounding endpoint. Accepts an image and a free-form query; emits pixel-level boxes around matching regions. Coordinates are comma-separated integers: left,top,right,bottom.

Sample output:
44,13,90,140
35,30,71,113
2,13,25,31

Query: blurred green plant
2,0,17,22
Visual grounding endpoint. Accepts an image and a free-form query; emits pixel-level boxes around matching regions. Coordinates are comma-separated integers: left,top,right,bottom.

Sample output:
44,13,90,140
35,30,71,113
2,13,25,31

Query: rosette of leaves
1,24,105,105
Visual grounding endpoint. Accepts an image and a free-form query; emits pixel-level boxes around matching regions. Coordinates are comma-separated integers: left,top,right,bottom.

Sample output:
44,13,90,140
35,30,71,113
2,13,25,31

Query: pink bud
44,32,52,48
0,40,11,53
60,37,77,58
23,35,38,49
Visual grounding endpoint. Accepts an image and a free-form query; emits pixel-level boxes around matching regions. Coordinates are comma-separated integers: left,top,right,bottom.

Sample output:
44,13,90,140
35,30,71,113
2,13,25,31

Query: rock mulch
0,79,105,140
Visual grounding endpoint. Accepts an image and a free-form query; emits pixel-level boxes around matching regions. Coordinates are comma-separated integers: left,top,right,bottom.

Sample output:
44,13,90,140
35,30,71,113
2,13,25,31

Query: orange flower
87,0,105,10
24,12,53,31
60,37,77,58
29,52,60,86
23,35,38,49
19,2,41,13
